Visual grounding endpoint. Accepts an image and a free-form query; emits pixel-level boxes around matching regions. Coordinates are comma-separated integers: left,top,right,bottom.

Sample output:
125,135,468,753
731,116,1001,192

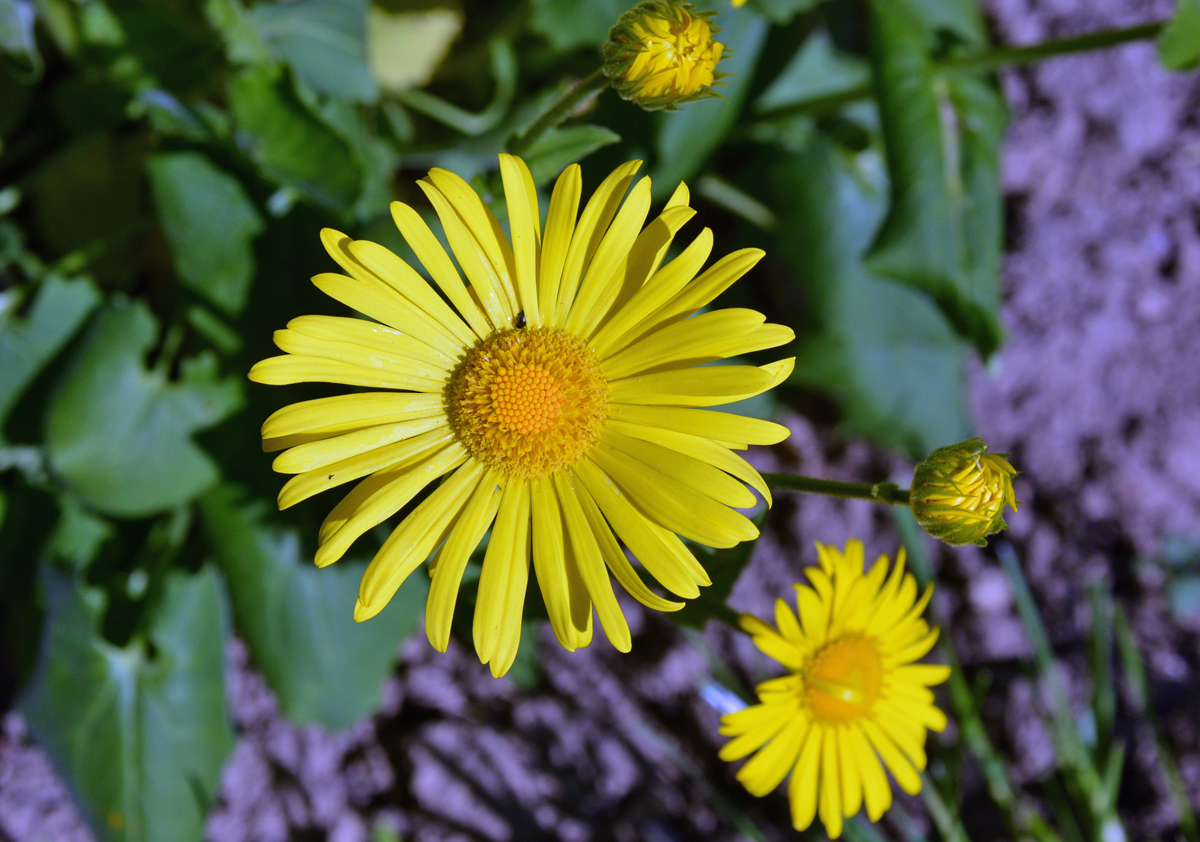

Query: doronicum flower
910,437,1019,547
602,1,726,111
250,154,794,677
720,540,950,838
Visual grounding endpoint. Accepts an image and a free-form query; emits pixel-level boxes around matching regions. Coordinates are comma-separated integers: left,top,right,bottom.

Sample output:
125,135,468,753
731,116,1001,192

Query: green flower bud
910,438,1019,547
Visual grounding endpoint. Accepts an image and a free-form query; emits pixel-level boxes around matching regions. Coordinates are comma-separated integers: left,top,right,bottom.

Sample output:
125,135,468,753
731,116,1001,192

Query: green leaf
44,298,242,518
48,494,115,572
146,152,264,315
864,0,1003,357
248,0,377,102
0,275,100,428
527,0,628,51
674,517,765,630
523,124,621,186
754,29,870,113
742,0,822,25
228,64,362,212
0,0,41,80
19,566,233,842
200,485,428,730
764,135,970,457
908,0,987,46
651,9,770,198
1160,0,1200,71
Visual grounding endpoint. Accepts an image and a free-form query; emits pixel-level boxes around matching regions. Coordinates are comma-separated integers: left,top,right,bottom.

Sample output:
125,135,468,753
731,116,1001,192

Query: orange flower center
803,635,883,723
446,328,608,478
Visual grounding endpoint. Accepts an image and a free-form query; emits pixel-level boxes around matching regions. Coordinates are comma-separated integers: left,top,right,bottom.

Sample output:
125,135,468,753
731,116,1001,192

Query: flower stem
762,473,911,506
508,69,611,157
755,19,1166,122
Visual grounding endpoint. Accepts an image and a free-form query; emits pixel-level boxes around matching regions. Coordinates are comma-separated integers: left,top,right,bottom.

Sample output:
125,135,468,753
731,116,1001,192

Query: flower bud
910,438,1019,547
602,1,727,111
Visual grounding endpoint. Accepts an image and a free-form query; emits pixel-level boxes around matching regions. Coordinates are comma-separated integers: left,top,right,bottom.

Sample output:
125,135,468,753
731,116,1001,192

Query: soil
3,1,1200,840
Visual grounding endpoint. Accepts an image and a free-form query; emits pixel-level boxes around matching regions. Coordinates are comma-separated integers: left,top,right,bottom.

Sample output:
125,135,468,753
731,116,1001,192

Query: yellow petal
590,227,713,359
538,164,582,326
634,247,765,339
423,168,518,313
272,328,451,384
835,726,863,822
589,441,758,548
582,204,695,342
315,443,467,568
606,418,772,507
787,725,824,831
277,428,454,510
600,428,755,510
249,355,445,393
846,725,892,822
719,701,794,762
426,468,503,652
272,415,449,474
474,480,531,670
261,391,443,440
555,160,642,325
861,719,921,796
499,154,542,327
285,314,457,370
553,472,631,652
603,310,791,380
564,177,652,337
737,714,811,797
530,475,593,651
570,472,684,613
347,238,477,347
417,180,511,328
310,271,465,358
355,459,485,619
573,459,701,599
390,201,491,340
606,363,781,407
608,404,790,447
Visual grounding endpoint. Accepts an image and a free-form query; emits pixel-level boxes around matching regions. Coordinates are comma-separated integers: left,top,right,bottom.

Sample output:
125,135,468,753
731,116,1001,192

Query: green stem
763,473,910,505
755,20,1166,121
509,68,611,156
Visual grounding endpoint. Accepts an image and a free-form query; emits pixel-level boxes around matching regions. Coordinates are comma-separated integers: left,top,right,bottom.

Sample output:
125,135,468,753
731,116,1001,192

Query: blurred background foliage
0,0,1196,839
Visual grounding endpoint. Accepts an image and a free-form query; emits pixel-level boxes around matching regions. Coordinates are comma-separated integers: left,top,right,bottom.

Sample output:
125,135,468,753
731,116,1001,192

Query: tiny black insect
514,311,526,328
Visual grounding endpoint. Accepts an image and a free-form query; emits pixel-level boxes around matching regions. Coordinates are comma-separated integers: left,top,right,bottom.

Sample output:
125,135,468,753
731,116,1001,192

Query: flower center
446,328,608,479
803,635,883,724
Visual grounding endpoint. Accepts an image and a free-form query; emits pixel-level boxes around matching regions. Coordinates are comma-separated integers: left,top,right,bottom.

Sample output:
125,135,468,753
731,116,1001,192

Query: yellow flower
731,0,748,6
910,437,1019,546
250,155,794,677
603,1,726,111
720,540,950,837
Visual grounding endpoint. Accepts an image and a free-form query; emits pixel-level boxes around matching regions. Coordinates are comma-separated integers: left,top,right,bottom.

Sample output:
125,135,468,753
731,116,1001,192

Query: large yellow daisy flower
720,540,950,837
250,154,794,677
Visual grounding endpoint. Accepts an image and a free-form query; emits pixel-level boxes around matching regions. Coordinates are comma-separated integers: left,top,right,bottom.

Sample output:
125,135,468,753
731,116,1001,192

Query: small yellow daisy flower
720,540,950,837
250,154,794,677
603,1,726,110
910,437,1019,546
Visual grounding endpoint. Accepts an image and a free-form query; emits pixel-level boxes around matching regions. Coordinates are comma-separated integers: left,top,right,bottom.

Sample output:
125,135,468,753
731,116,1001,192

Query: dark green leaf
743,0,822,25
674,516,765,630
652,9,770,198
864,0,1002,357
1160,0,1200,71
228,64,362,212
48,494,114,572
523,124,621,186
146,152,264,315
44,298,242,518
527,0,628,51
248,0,377,102
908,0,987,46
19,566,233,842
764,135,970,457
0,275,100,428
0,0,40,79
754,29,870,114
200,485,428,730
